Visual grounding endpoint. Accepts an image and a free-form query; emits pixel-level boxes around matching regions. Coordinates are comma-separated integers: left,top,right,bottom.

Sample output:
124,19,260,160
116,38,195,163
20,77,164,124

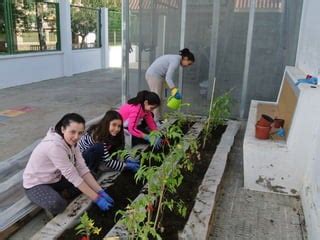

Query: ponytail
128,90,160,107
179,48,195,62
55,113,85,137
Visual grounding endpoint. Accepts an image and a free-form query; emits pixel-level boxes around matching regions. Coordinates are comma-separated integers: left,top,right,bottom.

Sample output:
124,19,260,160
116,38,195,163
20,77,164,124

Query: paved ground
208,124,307,240
0,68,122,161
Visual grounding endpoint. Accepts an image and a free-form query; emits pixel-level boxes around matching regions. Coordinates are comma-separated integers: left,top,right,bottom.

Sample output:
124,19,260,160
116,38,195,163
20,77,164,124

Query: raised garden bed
105,121,234,240
156,125,226,239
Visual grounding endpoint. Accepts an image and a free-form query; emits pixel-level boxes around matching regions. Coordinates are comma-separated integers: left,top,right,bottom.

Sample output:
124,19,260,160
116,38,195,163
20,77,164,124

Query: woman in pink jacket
23,113,114,217
119,90,162,148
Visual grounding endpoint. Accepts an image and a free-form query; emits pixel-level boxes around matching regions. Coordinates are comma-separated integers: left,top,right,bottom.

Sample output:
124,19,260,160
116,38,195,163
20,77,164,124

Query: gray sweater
146,54,181,89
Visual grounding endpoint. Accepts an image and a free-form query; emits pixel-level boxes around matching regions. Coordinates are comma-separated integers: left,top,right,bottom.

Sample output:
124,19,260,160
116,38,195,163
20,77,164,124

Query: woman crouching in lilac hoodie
23,113,114,217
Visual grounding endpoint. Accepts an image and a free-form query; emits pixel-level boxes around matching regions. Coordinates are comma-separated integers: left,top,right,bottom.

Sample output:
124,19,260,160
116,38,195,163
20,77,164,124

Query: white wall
0,48,105,89
303,139,320,240
109,46,122,68
72,49,102,74
295,1,320,238
295,0,320,75
0,52,64,89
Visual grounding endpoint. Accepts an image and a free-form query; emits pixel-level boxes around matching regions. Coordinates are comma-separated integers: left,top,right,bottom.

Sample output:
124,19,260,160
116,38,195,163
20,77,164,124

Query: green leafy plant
75,212,101,240
202,91,232,148
116,115,199,239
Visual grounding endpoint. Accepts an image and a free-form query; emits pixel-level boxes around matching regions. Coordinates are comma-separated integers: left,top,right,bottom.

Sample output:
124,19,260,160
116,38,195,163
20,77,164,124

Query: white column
101,8,109,69
178,0,186,93
121,0,129,104
239,0,256,119
207,0,221,101
59,0,73,76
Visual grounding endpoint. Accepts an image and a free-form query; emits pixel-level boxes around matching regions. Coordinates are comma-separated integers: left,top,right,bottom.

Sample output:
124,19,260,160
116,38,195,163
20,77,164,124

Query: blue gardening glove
276,128,285,137
174,92,182,99
126,158,140,164
98,190,114,205
95,195,113,211
126,156,140,163
124,160,140,172
143,135,162,149
295,77,318,86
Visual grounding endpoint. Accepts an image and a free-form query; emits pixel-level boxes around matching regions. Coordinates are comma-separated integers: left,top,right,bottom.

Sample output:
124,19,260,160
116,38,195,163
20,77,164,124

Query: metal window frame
1,0,61,55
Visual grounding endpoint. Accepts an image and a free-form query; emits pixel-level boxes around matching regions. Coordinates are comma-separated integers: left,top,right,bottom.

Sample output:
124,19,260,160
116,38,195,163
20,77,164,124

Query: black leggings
25,177,80,216
131,119,150,147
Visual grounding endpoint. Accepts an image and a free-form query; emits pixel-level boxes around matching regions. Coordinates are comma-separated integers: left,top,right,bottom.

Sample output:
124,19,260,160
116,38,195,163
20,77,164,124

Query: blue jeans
82,143,105,173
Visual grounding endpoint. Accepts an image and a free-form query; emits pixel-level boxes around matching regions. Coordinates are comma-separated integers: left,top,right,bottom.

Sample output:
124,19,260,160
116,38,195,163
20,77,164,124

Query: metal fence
122,0,303,118
71,5,101,49
108,10,121,45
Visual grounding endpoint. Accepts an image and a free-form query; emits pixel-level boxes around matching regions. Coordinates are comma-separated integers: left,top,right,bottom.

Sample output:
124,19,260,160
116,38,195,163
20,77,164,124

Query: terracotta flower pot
255,124,271,139
273,118,285,128
258,114,274,127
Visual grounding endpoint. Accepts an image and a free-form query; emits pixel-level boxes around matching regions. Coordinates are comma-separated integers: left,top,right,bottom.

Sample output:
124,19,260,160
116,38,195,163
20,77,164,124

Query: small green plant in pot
75,212,101,240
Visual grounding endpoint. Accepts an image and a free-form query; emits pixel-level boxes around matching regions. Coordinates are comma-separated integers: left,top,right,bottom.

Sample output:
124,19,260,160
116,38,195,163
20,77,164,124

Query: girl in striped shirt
78,110,139,174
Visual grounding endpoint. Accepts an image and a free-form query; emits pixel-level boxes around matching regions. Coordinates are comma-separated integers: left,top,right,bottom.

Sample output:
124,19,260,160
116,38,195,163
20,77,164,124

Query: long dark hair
55,113,86,137
179,48,195,62
127,90,160,108
87,110,124,148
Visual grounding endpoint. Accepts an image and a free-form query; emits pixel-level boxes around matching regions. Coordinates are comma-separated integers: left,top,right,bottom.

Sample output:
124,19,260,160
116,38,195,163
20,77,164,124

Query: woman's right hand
94,195,113,211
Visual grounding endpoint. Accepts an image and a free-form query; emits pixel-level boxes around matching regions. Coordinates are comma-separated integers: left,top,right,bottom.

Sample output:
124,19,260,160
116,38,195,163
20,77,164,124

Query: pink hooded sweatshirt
23,128,90,189
118,103,158,138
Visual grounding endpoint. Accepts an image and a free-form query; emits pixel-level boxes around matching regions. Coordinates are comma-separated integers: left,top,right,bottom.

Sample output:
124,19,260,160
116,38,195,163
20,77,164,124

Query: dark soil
58,171,144,240
158,125,226,239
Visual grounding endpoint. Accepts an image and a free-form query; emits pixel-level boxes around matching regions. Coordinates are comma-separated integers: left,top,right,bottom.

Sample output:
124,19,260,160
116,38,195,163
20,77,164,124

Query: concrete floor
209,124,307,240
0,68,122,161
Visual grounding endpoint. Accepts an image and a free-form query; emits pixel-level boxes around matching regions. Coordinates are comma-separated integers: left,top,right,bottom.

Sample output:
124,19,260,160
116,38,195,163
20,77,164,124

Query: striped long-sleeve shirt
78,133,130,171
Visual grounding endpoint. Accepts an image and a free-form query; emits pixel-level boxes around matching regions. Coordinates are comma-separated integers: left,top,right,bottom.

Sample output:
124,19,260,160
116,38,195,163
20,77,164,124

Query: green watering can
167,95,182,110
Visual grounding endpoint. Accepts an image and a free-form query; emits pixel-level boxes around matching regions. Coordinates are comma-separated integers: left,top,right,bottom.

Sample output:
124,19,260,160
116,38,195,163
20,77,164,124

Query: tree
71,0,121,48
